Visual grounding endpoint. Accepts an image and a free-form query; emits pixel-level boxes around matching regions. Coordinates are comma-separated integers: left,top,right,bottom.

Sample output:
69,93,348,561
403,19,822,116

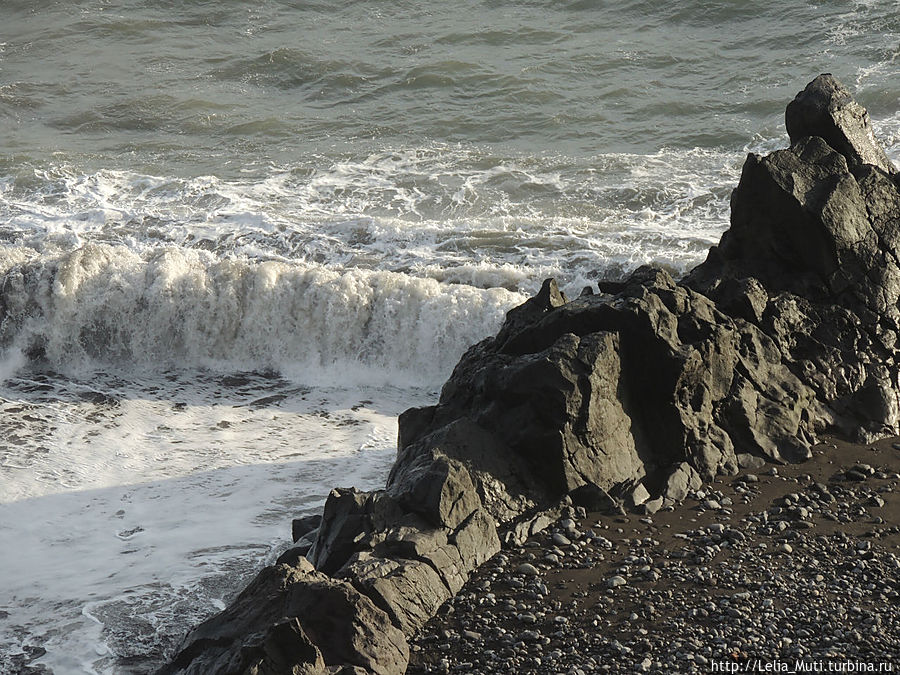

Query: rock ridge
159,74,900,675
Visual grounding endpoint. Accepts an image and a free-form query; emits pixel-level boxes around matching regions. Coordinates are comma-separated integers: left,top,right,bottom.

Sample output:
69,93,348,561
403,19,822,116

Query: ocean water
0,0,898,672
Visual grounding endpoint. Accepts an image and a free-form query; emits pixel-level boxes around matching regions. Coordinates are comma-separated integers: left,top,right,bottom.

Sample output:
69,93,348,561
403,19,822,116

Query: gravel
406,437,900,674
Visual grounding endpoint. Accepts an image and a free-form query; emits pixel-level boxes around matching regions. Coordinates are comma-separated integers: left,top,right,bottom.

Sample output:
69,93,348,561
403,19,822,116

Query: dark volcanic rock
686,74,900,441
785,73,896,176
158,559,408,675
400,263,818,521
292,514,322,543
161,74,900,675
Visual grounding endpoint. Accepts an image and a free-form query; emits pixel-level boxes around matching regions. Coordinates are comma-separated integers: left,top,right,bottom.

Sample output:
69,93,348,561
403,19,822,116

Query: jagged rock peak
785,73,896,175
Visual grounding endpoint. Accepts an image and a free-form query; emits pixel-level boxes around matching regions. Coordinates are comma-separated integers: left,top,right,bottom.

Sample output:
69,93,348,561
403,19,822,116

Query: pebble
517,563,539,576
552,532,572,546
407,445,900,675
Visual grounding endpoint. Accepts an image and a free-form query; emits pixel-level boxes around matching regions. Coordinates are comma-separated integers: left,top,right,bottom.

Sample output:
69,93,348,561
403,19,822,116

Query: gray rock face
686,74,900,441
785,73,896,176
158,560,408,675
160,74,900,675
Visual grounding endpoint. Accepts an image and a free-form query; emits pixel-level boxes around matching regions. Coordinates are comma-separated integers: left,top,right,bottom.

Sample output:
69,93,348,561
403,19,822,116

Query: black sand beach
407,436,900,673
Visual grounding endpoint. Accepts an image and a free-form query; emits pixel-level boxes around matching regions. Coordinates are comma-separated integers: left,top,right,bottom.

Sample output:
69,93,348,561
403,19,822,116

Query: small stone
777,543,793,554
607,575,627,588
552,532,572,547
630,483,651,506
517,563,539,576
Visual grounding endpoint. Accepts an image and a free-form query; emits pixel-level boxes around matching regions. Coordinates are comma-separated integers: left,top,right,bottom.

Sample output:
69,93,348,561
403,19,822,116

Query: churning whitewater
0,0,898,672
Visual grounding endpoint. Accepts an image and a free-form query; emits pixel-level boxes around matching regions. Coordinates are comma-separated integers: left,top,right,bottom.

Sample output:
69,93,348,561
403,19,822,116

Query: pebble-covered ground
407,436,900,674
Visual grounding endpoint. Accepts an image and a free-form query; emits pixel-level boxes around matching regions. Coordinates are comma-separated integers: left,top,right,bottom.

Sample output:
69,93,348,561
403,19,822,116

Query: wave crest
0,244,524,383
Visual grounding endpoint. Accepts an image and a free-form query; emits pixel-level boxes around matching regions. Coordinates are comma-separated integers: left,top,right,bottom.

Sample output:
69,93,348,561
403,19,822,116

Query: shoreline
407,435,900,673
159,74,900,675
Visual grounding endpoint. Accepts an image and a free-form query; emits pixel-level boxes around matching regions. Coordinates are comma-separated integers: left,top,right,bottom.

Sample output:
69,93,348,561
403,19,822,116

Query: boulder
641,497,664,515
158,561,408,675
662,462,702,503
736,453,766,472
629,483,650,507
785,73,896,175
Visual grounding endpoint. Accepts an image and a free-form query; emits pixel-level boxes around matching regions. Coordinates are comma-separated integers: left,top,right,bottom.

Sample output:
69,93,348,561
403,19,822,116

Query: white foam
873,113,900,165
0,348,26,382
0,144,741,288
0,244,523,384
0,372,409,674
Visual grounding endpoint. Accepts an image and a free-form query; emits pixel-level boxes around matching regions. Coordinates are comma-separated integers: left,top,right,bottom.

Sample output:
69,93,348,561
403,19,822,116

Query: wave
0,144,741,285
0,244,524,384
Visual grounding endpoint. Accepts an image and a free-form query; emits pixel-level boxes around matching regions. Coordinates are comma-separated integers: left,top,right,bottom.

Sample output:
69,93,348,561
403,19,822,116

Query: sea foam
0,243,523,383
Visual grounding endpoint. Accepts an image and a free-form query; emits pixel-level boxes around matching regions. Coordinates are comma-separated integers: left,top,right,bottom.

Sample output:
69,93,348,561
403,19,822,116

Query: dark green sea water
2,0,898,290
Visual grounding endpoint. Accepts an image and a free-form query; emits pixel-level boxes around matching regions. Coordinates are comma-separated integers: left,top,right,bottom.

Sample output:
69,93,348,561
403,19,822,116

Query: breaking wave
0,244,523,384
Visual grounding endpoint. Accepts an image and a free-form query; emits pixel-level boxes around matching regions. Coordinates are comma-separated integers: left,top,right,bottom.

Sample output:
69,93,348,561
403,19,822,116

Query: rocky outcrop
160,74,899,675
784,73,896,176
685,74,900,441
403,268,821,508
157,558,408,675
